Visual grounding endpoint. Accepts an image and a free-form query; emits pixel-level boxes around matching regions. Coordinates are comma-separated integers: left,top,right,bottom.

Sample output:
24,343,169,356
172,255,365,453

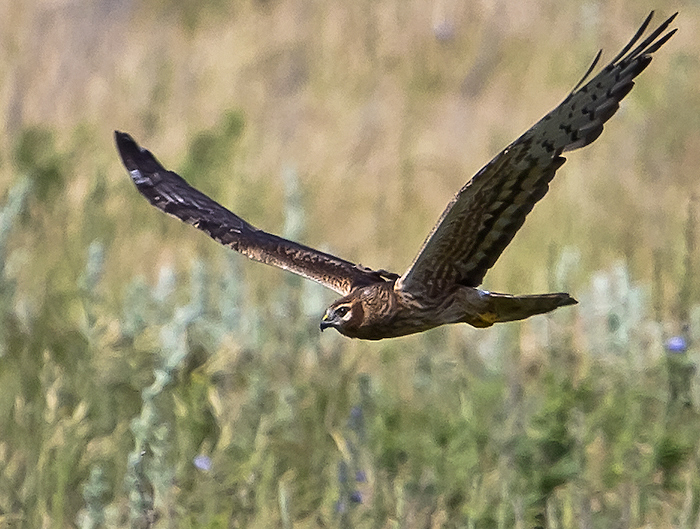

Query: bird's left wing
116,131,393,296
398,12,676,296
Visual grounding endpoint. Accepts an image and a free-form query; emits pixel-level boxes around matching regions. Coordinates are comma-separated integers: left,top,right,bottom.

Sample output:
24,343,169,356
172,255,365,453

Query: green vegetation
1,1,699,527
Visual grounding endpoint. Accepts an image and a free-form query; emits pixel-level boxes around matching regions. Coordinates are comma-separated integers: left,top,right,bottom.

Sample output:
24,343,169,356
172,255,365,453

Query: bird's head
320,282,396,339
320,297,364,337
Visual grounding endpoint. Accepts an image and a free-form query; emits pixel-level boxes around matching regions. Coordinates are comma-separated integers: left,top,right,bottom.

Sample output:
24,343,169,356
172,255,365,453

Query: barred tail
469,292,577,328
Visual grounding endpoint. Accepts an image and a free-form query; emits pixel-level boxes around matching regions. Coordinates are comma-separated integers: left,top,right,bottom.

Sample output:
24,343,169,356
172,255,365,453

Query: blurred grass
2,0,700,527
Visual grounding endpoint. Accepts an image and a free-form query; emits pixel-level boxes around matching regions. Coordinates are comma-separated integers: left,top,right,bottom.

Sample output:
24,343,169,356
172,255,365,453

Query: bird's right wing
116,131,393,296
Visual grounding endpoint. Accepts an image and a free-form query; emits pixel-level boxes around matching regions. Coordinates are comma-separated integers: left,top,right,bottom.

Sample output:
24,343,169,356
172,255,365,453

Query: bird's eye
336,306,351,317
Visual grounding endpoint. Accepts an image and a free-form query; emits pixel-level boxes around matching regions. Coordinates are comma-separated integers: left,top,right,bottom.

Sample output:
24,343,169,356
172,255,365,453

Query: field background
1,0,699,527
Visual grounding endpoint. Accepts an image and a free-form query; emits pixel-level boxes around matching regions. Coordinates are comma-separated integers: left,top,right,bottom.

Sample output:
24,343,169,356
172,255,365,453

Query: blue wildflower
667,336,687,353
193,455,212,471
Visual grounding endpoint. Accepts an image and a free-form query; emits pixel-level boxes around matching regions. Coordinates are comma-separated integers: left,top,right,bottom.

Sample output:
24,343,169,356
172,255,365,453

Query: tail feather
469,292,577,327
490,292,577,323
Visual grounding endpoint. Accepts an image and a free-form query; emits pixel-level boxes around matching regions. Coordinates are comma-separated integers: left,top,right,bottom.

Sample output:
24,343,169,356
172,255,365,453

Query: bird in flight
116,12,676,340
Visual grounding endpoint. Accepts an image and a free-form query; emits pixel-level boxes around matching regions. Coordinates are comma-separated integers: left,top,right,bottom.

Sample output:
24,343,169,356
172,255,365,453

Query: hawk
116,12,676,340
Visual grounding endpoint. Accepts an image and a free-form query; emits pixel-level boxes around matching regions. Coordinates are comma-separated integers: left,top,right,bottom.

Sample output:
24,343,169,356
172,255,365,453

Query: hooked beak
320,313,334,331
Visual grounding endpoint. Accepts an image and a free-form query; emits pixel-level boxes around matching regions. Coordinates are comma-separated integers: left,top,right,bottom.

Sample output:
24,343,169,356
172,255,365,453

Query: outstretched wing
398,12,676,296
116,131,393,295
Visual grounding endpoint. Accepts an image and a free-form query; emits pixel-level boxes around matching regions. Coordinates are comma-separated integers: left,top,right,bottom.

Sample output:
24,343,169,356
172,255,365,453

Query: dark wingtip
114,131,167,182
114,130,134,151
561,295,578,307
114,130,141,170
